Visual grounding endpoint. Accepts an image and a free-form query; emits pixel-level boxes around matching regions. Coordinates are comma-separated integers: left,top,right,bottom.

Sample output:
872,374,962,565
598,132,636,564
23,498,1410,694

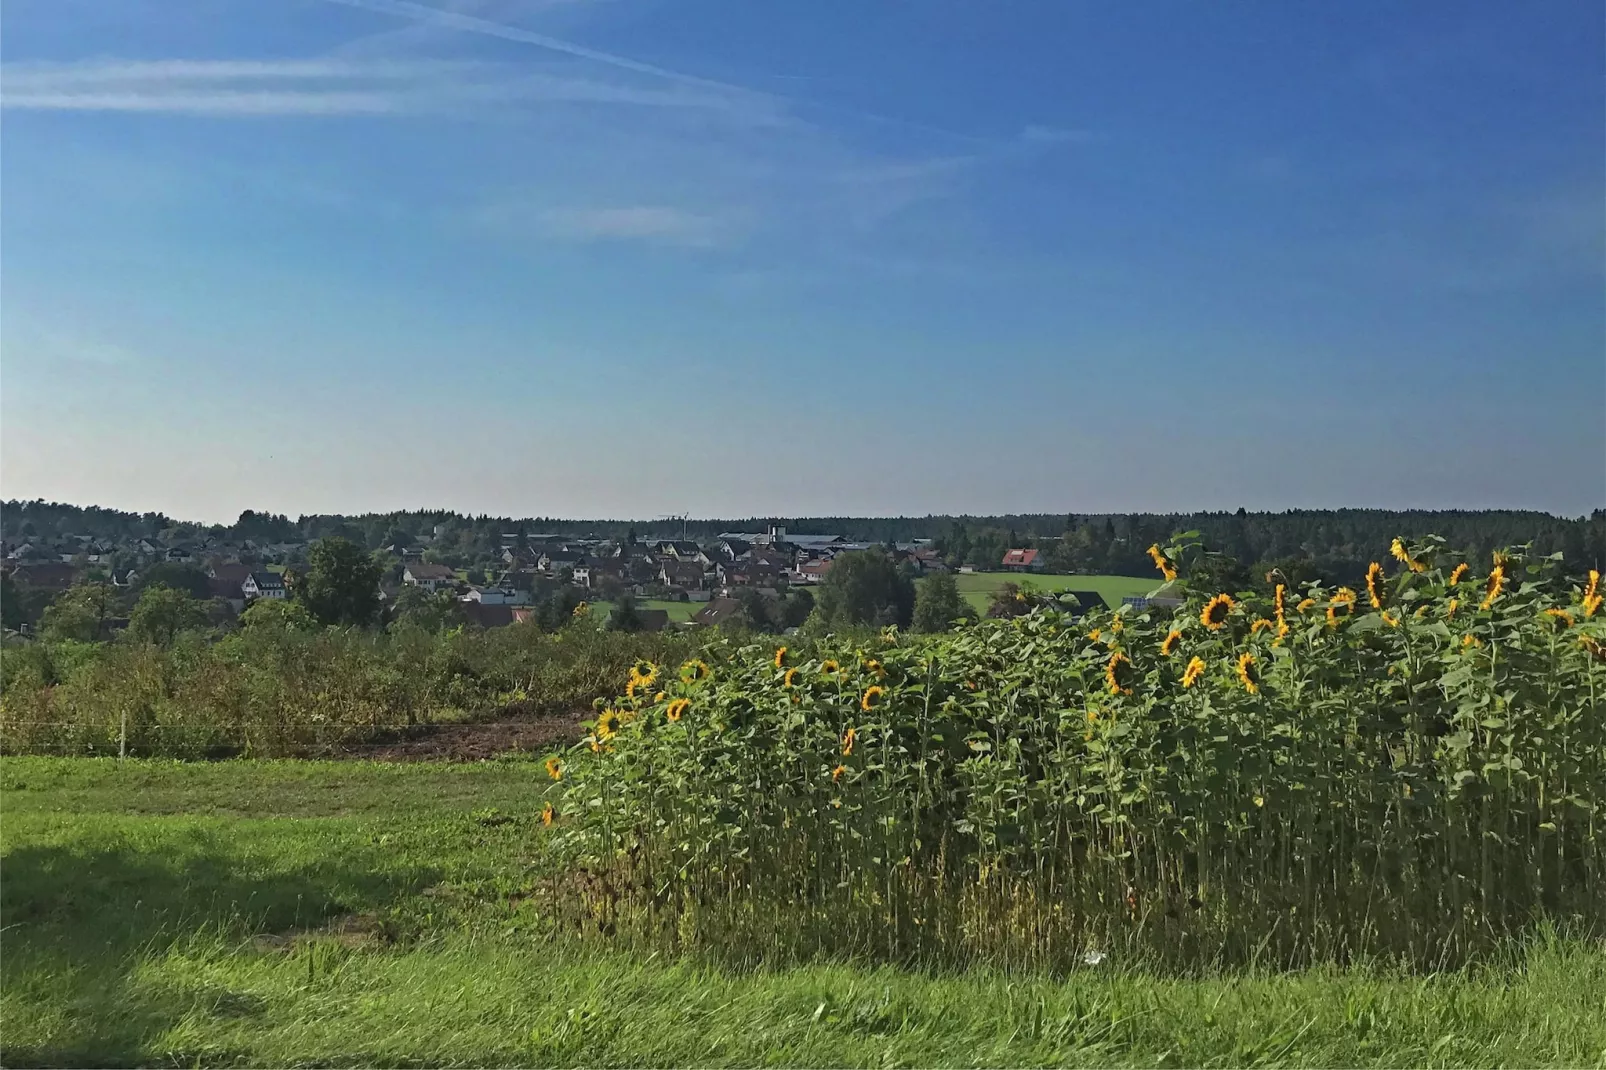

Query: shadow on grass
0,831,436,1067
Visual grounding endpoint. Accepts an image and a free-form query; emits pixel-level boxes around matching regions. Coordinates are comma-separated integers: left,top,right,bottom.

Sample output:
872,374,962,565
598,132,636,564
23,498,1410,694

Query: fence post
119,710,127,760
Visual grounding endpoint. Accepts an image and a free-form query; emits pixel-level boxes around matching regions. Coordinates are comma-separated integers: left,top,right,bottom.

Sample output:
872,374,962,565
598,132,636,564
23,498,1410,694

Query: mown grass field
5,756,1604,1068
945,570,1161,613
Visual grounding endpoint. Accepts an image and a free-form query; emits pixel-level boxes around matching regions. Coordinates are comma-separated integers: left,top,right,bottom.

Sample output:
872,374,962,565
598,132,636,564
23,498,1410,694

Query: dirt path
323,710,584,762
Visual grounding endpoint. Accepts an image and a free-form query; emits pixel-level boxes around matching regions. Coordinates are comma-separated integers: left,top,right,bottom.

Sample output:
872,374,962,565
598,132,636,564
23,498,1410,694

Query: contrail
320,0,761,99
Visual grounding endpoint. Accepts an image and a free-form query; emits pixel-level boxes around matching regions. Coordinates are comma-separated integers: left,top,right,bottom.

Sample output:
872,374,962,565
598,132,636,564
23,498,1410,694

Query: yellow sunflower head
544,757,563,781
831,764,846,783
1147,544,1178,582
1235,652,1259,695
820,659,841,676
1250,618,1274,635
1585,593,1604,619
573,601,590,617
864,658,886,678
1462,633,1482,650
782,667,800,689
541,802,555,827
842,726,857,755
1273,583,1286,618
680,659,710,684
861,685,886,712
1201,593,1235,630
1481,564,1506,610
1381,611,1400,628
774,646,789,669
1296,597,1316,614
596,708,620,739
1104,651,1135,696
1182,656,1207,689
1160,629,1182,657
630,660,659,690
1588,569,1602,599
1542,607,1574,631
1365,562,1387,609
1327,587,1357,628
1448,562,1469,587
665,697,690,722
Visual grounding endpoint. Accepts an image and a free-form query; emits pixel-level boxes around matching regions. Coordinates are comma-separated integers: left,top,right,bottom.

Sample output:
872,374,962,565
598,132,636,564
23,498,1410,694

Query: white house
403,562,458,593
241,571,288,600
464,586,531,606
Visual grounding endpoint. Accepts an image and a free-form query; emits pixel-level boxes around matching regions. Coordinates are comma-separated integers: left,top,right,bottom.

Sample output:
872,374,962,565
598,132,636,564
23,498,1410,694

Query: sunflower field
547,537,1606,970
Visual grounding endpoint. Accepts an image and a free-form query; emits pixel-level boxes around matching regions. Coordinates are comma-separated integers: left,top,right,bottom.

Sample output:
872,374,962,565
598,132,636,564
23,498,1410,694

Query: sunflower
1086,708,1099,724
625,677,642,699
1274,583,1287,620
1087,629,1102,643
842,726,857,756
1147,544,1178,582
1201,593,1235,630
1414,605,1430,620
1104,651,1136,696
783,667,800,689
1380,611,1400,628
1296,597,1316,614
1586,594,1604,619
1365,562,1387,609
1327,588,1357,628
680,659,711,684
1584,571,1602,618
1235,652,1259,695
820,659,841,676
652,691,665,704
1448,563,1469,587
831,764,846,783
863,658,886,678
541,802,555,827
544,757,563,781
1250,618,1274,635
596,708,620,740
1481,565,1506,611
630,660,659,691
1182,656,1207,688
1446,597,1459,620
774,646,789,669
573,601,590,618
1390,538,1427,574
1462,633,1482,649
666,697,690,722
861,685,885,712
1543,607,1574,631
1160,629,1182,656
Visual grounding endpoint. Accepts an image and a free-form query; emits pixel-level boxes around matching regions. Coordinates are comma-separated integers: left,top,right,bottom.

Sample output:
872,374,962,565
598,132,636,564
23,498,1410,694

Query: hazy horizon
3,1,1602,519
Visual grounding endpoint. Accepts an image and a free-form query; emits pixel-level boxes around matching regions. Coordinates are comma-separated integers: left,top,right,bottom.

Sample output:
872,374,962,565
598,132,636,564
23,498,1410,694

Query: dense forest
4,500,1603,583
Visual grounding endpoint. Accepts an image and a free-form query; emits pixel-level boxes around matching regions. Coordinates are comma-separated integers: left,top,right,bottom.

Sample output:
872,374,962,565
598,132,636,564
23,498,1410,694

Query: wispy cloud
0,55,760,116
534,204,731,246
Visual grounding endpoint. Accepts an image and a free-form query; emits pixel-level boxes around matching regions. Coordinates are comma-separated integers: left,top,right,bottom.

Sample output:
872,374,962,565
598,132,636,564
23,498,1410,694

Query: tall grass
551,538,1606,970
0,621,693,756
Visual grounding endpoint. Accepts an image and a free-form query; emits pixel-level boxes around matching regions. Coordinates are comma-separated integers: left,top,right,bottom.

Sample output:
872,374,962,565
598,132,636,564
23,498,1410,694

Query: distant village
3,522,1012,632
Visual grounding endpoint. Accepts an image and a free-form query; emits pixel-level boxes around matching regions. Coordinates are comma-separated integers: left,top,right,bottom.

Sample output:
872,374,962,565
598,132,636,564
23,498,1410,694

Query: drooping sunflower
774,646,789,669
783,667,800,689
1481,564,1506,611
666,697,690,722
1250,618,1274,635
1448,563,1469,587
1380,611,1400,628
1542,607,1575,631
1201,593,1235,630
1365,562,1387,609
1414,605,1430,620
1104,651,1135,696
541,802,555,827
1235,652,1259,695
842,726,857,756
680,659,711,685
596,708,621,740
1182,656,1207,689
861,685,886,712
544,756,563,781
1327,587,1358,628
1390,538,1427,574
1160,629,1182,657
831,764,847,783
1147,544,1179,582
820,659,841,676
1296,597,1316,614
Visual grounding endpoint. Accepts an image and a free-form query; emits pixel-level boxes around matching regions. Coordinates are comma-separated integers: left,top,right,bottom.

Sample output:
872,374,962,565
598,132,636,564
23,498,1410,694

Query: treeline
6,500,1603,581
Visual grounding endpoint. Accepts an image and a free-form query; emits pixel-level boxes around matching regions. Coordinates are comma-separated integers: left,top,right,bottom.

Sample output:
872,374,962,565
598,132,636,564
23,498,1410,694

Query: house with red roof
1001,548,1045,572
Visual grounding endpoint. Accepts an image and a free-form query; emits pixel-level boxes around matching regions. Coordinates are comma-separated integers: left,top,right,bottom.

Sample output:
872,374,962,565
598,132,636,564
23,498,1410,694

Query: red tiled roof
1001,548,1039,566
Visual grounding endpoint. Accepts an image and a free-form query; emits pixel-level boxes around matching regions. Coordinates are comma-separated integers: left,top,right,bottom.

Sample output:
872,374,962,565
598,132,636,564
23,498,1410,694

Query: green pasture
942,570,1162,613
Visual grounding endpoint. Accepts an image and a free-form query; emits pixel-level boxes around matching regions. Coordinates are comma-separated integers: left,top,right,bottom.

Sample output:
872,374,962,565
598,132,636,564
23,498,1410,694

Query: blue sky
2,0,1602,523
